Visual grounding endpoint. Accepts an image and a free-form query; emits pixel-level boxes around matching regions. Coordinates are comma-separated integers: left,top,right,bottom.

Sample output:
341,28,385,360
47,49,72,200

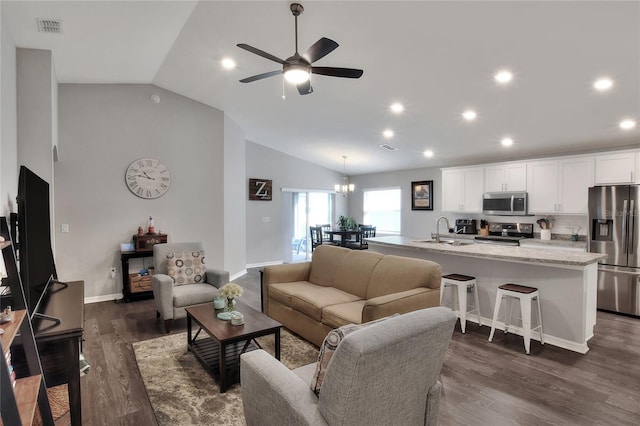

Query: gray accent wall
245,140,345,265
348,167,444,240
223,113,247,276
56,84,234,299
0,5,18,216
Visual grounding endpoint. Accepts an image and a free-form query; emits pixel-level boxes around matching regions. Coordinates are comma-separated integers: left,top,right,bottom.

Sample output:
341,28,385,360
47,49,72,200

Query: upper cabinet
527,157,593,214
442,167,484,212
484,163,527,192
594,152,637,184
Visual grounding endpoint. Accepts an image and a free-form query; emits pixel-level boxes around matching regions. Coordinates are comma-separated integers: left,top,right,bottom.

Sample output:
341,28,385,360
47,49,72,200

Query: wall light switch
262,217,271,223
61,224,69,233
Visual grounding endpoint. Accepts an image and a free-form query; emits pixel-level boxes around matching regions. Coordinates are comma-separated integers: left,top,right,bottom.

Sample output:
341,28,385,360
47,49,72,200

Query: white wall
0,5,18,216
245,140,345,265
56,84,231,300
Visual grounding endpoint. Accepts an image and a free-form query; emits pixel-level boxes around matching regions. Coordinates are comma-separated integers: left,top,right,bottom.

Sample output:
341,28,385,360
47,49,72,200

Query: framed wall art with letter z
249,178,272,201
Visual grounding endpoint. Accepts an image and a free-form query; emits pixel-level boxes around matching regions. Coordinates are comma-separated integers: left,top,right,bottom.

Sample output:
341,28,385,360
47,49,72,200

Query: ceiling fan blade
237,44,286,65
303,37,339,63
297,80,313,95
311,67,363,79
239,70,282,83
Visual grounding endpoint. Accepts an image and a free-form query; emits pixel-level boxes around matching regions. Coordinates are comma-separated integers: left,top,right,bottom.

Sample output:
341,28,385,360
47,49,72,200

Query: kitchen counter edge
367,236,606,267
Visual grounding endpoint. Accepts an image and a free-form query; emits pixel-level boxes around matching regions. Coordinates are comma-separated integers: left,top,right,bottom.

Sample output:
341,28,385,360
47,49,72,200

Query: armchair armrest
241,350,327,426
362,288,436,322
152,273,175,319
205,267,230,288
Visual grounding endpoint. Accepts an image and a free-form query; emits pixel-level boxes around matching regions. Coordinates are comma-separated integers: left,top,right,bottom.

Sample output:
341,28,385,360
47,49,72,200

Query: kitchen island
367,236,606,354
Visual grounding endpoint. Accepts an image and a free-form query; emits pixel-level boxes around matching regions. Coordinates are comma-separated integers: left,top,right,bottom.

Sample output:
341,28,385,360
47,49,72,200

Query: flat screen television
17,165,58,321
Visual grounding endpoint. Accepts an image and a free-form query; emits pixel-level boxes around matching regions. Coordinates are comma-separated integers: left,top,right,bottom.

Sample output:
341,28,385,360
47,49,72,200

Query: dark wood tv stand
34,280,84,426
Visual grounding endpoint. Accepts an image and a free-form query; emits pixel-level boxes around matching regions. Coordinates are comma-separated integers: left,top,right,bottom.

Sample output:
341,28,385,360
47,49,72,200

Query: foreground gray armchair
152,242,229,333
241,307,456,426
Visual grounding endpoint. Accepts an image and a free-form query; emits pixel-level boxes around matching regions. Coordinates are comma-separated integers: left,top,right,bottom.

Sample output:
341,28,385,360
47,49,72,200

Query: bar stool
488,283,544,355
440,273,481,333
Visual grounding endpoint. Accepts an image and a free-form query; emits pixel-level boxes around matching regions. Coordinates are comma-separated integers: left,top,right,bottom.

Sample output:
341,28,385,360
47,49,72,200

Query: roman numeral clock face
125,158,171,199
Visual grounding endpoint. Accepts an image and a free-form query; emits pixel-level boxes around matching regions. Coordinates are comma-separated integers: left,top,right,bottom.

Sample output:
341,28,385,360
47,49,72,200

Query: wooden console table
34,280,84,426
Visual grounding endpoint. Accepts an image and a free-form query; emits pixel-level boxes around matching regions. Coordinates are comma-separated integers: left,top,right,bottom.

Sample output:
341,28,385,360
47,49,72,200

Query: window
363,188,401,234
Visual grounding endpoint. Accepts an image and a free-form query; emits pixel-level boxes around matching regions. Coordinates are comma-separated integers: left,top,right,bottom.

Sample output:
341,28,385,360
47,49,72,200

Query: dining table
325,229,363,247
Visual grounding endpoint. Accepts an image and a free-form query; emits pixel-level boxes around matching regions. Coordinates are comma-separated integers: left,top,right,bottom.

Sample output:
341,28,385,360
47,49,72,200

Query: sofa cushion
291,287,362,322
332,251,384,299
366,255,441,299
310,314,399,395
321,300,366,329
269,281,324,306
166,251,206,285
308,245,351,287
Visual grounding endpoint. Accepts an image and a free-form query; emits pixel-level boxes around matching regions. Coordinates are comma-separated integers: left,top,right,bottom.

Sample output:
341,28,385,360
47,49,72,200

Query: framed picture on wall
411,180,433,211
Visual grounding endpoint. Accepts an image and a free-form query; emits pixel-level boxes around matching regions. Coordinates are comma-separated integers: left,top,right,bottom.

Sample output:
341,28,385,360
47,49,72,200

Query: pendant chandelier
335,155,355,197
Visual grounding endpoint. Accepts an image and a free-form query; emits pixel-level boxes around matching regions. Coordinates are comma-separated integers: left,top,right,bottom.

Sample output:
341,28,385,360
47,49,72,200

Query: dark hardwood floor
80,268,640,425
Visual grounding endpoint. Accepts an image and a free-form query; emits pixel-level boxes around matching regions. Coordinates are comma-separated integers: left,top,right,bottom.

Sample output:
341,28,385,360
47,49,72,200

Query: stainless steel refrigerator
588,185,639,316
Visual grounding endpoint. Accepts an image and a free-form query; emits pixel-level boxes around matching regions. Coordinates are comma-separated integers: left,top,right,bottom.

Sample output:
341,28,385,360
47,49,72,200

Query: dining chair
349,226,376,250
317,224,332,242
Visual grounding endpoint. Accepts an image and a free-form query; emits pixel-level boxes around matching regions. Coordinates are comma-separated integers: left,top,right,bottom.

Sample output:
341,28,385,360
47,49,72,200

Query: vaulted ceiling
3,1,639,175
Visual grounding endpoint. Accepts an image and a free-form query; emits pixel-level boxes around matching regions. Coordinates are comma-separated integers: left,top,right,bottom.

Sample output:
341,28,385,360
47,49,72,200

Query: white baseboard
230,269,248,281
84,293,122,304
246,260,283,269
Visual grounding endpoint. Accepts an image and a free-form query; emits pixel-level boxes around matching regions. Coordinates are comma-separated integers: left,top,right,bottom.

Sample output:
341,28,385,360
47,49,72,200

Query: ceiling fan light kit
237,3,363,95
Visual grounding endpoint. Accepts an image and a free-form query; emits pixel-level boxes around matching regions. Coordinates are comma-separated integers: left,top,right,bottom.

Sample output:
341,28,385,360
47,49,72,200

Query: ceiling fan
237,3,363,95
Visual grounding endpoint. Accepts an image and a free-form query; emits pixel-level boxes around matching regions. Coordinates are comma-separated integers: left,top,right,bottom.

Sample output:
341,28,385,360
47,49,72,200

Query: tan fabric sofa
262,245,442,346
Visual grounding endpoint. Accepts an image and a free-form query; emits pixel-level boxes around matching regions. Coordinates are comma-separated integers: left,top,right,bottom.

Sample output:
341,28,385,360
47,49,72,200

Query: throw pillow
310,313,399,395
166,251,206,285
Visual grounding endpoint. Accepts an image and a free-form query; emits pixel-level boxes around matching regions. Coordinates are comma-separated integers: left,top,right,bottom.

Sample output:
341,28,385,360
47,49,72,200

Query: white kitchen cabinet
527,160,559,214
442,167,484,212
527,157,593,214
484,163,527,192
558,157,593,214
594,152,637,184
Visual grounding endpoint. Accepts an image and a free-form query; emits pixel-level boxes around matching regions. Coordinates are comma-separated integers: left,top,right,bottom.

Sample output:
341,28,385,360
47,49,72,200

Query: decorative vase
225,297,236,313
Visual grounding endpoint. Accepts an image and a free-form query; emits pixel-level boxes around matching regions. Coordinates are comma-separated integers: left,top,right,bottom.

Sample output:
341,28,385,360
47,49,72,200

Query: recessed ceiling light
221,58,236,70
423,150,434,158
390,103,404,113
593,78,613,91
494,70,513,84
462,110,477,121
383,129,394,139
619,119,637,130
501,137,514,147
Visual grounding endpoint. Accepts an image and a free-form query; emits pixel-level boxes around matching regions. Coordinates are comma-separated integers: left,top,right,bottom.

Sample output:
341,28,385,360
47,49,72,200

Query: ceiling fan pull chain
282,76,286,100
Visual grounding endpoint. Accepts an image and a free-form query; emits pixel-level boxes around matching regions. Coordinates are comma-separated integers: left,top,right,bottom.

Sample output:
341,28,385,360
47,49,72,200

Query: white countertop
367,235,606,267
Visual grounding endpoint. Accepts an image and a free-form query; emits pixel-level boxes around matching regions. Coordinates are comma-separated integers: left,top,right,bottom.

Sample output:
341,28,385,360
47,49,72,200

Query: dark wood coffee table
186,300,282,393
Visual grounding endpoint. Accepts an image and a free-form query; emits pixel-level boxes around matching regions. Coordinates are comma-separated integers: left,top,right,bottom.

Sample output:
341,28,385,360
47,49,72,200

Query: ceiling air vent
379,143,398,152
37,18,63,34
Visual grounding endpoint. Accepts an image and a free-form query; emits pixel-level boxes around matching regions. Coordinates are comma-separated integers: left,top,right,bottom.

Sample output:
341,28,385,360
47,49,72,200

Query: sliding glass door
289,191,333,262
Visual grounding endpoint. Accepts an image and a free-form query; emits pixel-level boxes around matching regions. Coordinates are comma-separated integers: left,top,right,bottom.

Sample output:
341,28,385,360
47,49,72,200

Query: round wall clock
125,158,171,199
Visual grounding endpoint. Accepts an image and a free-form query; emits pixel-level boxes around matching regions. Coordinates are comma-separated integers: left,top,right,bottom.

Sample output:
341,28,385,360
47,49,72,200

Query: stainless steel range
474,222,534,246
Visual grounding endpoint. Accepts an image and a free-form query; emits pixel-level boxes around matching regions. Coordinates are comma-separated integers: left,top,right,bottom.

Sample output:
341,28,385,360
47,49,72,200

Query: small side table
120,251,154,302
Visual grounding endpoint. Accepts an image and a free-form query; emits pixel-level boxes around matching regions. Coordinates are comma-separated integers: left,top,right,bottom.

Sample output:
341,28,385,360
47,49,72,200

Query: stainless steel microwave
482,192,528,216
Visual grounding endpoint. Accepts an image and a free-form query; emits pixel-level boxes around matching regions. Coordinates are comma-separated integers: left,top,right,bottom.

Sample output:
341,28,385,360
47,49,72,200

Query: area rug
133,329,319,425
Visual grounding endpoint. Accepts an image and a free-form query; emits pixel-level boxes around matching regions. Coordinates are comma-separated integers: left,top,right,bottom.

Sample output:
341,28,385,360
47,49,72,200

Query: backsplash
448,213,588,236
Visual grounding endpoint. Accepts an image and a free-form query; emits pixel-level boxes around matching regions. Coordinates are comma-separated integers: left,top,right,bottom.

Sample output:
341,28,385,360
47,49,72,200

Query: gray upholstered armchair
241,307,456,426
152,242,229,333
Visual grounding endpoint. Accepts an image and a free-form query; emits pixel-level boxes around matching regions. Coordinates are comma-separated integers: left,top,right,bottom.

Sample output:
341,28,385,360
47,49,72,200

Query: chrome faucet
434,216,451,243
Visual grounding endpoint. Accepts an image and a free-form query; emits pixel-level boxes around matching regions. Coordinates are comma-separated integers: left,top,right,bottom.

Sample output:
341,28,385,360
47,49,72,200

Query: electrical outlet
109,267,117,279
